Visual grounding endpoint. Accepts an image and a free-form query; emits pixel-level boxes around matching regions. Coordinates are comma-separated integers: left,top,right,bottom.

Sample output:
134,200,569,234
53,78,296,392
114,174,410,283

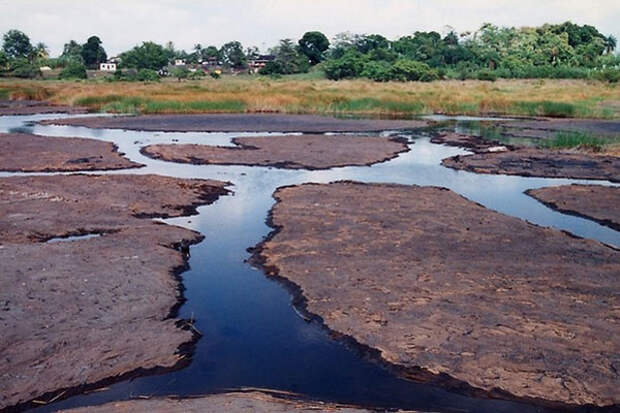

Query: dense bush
591,68,620,83
59,61,87,79
135,68,160,81
360,61,393,82
476,69,497,81
390,59,439,81
323,51,368,80
9,58,40,78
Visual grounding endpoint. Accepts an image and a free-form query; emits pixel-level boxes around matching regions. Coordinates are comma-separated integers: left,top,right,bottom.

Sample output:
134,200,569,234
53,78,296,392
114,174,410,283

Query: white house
99,62,117,71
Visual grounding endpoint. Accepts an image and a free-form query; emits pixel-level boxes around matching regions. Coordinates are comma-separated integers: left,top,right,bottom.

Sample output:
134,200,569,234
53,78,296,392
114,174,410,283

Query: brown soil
253,182,620,407
40,113,428,133
0,133,142,172
0,99,87,115
526,184,620,231
142,135,409,170
60,391,390,413
0,174,228,410
442,148,620,182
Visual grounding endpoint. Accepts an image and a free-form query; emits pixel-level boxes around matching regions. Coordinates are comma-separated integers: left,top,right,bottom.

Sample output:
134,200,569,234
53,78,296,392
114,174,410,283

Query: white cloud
0,0,618,56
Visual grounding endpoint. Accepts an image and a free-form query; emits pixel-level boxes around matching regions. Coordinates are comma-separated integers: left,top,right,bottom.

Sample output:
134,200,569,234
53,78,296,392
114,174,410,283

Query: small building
99,62,117,71
174,59,186,66
248,55,275,74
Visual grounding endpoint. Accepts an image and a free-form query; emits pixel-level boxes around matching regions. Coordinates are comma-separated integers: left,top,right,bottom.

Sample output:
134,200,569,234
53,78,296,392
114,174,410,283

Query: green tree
2,29,33,59
120,42,169,70
202,46,221,61
9,58,40,78
220,41,246,68
269,39,309,74
81,36,107,68
62,40,83,59
136,68,160,81
0,50,8,70
604,35,617,55
33,42,49,59
170,66,190,81
59,61,87,79
323,50,369,80
298,31,329,65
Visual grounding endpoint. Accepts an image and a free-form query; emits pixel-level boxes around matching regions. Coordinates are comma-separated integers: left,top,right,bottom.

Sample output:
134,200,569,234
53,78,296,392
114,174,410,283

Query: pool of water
1,114,617,413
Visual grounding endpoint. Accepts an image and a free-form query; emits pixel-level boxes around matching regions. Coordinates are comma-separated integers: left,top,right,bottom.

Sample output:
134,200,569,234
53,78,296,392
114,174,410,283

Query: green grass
142,99,246,113
513,101,578,117
75,95,124,106
99,96,247,114
330,97,425,114
0,89,8,99
539,131,618,150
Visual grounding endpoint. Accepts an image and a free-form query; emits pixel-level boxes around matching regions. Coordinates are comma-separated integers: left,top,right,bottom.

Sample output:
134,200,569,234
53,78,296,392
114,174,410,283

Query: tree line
1,22,617,82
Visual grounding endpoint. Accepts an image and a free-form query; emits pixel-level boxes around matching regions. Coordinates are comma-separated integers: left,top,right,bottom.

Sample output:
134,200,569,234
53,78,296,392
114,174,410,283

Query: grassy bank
1,77,618,119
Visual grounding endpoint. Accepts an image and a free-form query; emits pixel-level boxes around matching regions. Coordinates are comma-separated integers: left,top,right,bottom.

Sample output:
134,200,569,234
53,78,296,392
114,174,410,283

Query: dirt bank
60,391,393,413
253,182,619,407
0,174,228,410
142,135,409,170
431,132,512,153
0,99,87,115
0,133,142,172
442,148,620,182
40,113,428,133
499,119,620,140
526,184,620,231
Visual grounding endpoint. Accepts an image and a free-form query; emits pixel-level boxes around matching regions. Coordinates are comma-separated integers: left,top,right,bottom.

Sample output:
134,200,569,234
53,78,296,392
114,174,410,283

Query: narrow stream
1,114,617,413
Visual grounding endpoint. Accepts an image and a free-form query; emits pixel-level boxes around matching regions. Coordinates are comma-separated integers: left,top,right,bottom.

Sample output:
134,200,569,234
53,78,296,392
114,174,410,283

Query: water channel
1,114,617,413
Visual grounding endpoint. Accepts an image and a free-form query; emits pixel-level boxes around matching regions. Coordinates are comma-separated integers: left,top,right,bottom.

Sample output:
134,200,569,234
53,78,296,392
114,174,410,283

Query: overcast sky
1,0,618,56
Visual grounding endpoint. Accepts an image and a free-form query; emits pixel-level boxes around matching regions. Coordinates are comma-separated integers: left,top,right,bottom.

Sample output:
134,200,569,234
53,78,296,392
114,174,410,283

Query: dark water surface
0,114,617,413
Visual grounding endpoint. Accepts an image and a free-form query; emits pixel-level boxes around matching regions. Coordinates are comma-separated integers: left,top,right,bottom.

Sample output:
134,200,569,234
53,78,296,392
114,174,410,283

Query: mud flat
431,132,512,153
442,148,620,182
60,391,397,413
0,99,87,115
527,184,620,231
253,182,620,407
40,113,428,133
499,119,620,140
142,135,409,170
0,133,142,172
0,174,228,410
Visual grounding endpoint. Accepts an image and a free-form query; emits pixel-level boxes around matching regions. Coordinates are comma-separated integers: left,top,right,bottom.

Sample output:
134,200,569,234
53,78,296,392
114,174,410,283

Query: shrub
476,69,497,81
390,59,438,82
210,71,221,79
136,68,160,82
361,61,393,82
592,68,620,83
9,58,41,78
323,51,368,80
259,61,285,75
59,62,87,80
540,131,613,151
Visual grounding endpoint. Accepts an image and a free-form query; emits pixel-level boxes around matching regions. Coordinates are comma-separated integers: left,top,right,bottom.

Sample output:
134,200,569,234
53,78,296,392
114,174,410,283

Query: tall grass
539,131,619,151
513,101,578,117
1,78,618,118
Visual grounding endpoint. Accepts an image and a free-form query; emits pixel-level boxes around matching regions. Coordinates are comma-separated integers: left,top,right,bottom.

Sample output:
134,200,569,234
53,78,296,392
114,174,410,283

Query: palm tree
604,35,616,55
32,42,49,60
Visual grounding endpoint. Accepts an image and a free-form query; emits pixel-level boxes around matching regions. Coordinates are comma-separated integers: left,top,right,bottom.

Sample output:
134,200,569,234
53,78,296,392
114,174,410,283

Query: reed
1,77,618,118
